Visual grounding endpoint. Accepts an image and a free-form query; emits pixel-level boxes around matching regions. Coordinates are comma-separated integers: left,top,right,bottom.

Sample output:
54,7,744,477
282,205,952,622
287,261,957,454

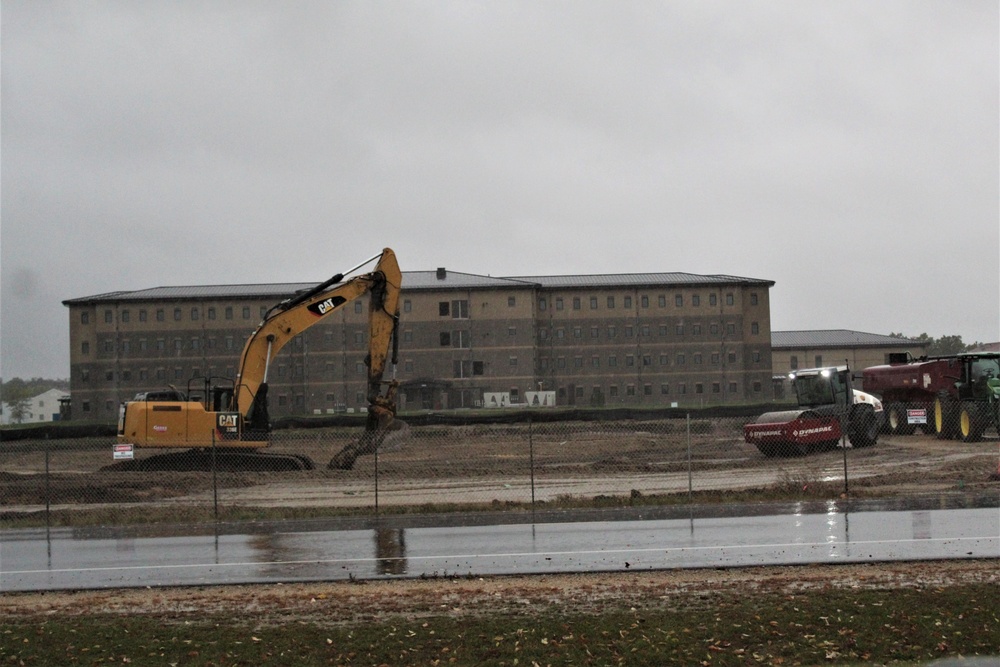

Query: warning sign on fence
907,409,927,425
113,444,134,460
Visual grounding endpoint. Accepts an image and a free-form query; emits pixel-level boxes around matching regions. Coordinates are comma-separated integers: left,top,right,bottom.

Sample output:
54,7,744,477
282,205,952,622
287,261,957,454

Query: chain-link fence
3,405,998,531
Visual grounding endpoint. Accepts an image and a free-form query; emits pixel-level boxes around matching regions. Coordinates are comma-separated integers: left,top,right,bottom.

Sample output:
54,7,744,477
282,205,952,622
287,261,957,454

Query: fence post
44,434,51,528
211,430,218,521
374,438,380,517
686,414,693,505
841,412,850,498
528,417,536,514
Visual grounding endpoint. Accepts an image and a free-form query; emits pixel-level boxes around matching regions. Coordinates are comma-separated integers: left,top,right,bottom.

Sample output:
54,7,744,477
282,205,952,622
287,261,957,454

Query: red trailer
862,353,1000,442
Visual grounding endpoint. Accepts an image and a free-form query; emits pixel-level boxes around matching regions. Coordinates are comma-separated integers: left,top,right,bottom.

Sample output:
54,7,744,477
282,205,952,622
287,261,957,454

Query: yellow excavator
116,248,402,470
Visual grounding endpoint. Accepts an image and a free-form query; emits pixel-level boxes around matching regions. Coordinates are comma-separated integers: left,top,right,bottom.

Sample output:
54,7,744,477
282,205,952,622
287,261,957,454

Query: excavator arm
233,248,402,438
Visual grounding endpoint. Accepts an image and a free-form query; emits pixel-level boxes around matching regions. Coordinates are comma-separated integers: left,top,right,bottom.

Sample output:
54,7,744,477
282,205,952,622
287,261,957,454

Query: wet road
2,504,997,592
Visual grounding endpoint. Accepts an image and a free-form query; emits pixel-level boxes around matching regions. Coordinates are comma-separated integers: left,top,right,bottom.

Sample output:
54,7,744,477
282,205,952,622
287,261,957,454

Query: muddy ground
1,559,996,627
1,422,998,513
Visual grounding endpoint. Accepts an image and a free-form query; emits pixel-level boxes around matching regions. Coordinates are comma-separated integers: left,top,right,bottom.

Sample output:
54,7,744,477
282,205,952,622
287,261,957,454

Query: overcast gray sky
2,1,997,380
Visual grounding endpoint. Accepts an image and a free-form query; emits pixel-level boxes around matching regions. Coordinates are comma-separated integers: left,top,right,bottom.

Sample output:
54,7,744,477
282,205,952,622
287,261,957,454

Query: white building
1,388,69,424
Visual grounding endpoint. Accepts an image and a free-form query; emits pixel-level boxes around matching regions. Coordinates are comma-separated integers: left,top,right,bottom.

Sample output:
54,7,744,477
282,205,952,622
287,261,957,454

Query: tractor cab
790,366,851,411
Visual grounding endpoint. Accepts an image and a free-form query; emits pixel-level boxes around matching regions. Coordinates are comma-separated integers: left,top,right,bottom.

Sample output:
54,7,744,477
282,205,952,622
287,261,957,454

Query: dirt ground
1,426,998,511
1,559,996,626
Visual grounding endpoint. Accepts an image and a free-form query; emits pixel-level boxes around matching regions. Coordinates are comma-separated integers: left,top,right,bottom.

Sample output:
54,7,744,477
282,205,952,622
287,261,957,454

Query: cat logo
217,413,239,430
307,295,346,317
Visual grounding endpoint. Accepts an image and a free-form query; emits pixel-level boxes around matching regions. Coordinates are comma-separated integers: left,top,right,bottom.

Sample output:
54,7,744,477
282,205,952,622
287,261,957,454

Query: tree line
889,333,993,357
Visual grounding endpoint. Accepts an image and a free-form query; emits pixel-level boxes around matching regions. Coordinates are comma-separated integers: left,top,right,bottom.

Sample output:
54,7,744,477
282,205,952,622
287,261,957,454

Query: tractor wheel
934,397,957,440
849,405,879,448
886,404,915,435
958,402,986,443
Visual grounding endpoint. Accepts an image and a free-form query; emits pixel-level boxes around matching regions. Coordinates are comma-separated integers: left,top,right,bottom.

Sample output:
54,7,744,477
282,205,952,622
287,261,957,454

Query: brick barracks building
62,268,775,422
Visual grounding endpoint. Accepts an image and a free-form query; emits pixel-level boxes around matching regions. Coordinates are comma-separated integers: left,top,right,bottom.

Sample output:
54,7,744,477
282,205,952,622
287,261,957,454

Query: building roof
508,272,774,289
64,269,774,305
771,330,920,349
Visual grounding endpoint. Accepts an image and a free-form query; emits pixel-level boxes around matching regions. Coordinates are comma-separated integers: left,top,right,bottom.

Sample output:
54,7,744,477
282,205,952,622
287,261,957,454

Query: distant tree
887,333,972,357
6,397,31,424
930,335,967,356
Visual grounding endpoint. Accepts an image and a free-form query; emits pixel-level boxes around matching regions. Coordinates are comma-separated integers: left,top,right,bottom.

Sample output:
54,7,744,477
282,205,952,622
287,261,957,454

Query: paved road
2,504,997,592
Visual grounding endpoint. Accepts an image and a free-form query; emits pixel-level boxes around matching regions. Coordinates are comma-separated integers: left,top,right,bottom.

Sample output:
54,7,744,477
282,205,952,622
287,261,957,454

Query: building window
156,309,165,322
607,325,616,338
712,382,721,394
658,295,666,307
753,381,762,393
607,296,615,308
404,299,412,313
644,384,652,395
608,355,617,367
710,293,717,306
726,293,734,305
625,326,633,338
81,369,90,382
507,296,515,307
751,293,758,306
508,326,516,337
659,354,668,365
692,324,701,335
729,382,738,393
676,324,684,336
555,297,564,310
678,383,686,394
728,352,737,363
207,307,216,320
642,355,651,366
439,332,451,346
815,355,823,367
694,353,702,364
753,351,762,363
626,355,635,367
81,341,90,355
710,323,719,335
751,322,759,335
190,307,199,321
623,296,632,309
696,383,704,394
790,356,798,370
609,385,619,397
692,295,700,307
591,356,600,368
121,310,130,323
104,310,113,324
590,296,598,309
675,295,683,307
225,306,233,320
661,384,669,395
174,308,182,321
81,311,90,324
573,327,582,338
591,326,599,338
711,352,720,365
573,297,581,310
354,301,363,314
242,306,251,319
538,298,546,312
676,353,685,365
573,356,583,368
509,356,518,366
640,295,649,308
453,330,470,348
626,385,636,396
727,323,736,336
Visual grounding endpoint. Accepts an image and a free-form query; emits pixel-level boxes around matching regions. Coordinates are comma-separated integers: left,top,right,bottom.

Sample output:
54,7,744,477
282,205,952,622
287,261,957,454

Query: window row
538,292,759,312
85,305,274,326
537,350,763,370
539,321,759,341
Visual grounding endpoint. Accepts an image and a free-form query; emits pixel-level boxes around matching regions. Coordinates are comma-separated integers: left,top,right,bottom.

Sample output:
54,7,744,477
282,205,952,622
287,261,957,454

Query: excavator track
102,449,315,472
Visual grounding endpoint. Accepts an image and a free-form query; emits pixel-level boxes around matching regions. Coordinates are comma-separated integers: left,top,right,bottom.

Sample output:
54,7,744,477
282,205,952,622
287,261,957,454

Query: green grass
2,584,996,666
